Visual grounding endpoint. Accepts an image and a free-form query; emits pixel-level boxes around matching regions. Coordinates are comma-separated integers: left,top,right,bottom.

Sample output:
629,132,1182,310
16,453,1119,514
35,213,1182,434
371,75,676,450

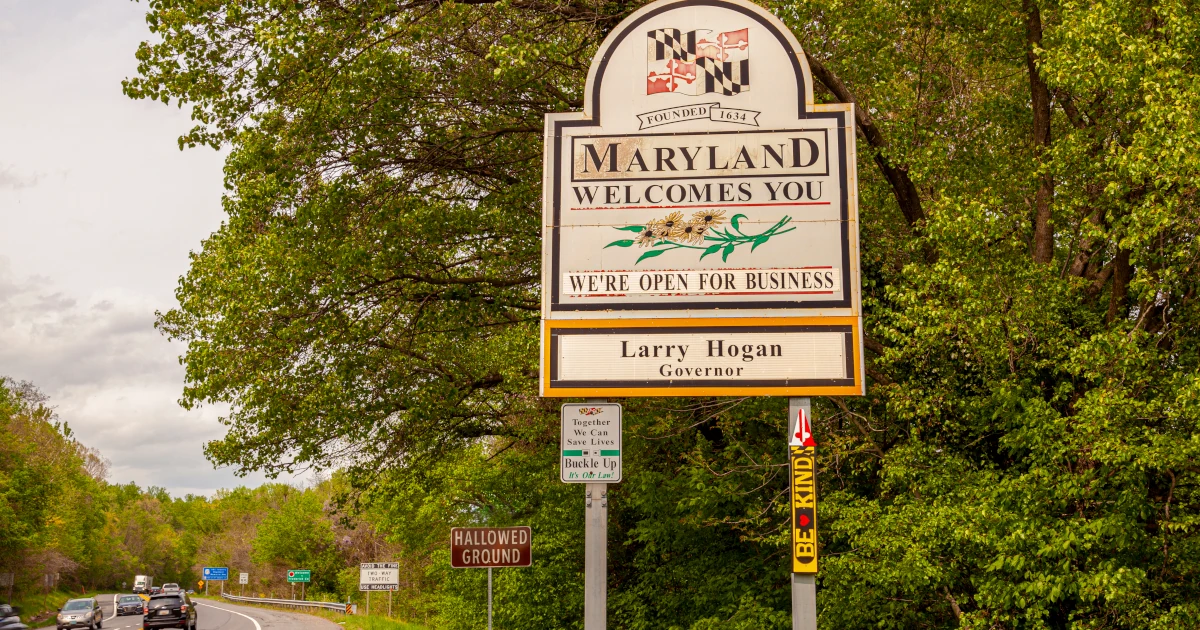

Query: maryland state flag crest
647,28,750,95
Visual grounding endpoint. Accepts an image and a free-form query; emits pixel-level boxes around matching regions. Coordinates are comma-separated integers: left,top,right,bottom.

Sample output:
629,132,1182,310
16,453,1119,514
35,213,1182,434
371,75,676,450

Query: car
115,595,145,616
149,587,162,595
56,598,102,630
142,593,197,630
160,583,181,593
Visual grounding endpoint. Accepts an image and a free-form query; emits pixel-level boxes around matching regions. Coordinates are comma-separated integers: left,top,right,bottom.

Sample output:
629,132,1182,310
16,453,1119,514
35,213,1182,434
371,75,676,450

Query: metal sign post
789,398,818,629
584,481,607,630
359,562,400,616
1,572,14,604
449,527,533,626
560,400,620,630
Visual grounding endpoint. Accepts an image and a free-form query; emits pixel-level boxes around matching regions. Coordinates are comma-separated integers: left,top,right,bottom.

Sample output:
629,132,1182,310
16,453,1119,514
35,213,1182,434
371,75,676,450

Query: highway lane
37,594,339,630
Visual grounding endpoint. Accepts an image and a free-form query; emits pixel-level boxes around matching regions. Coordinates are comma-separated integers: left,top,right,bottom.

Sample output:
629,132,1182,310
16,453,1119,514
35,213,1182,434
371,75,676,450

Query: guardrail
218,592,354,614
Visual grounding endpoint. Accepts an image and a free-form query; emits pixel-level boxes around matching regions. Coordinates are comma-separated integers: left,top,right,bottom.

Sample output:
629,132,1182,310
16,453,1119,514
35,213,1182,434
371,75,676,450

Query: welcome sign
541,0,864,396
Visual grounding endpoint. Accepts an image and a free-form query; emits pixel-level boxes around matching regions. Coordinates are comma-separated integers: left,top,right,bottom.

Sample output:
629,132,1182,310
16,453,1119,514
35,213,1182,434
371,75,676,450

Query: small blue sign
202,567,229,580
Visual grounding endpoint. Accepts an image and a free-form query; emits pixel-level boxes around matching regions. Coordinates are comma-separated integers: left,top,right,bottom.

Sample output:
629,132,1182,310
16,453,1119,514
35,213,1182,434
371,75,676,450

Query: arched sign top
540,0,863,398
582,0,815,130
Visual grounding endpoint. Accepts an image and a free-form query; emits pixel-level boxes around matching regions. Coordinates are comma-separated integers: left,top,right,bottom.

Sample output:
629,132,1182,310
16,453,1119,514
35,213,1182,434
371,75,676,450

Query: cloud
0,164,41,190
0,0,308,497
0,257,280,495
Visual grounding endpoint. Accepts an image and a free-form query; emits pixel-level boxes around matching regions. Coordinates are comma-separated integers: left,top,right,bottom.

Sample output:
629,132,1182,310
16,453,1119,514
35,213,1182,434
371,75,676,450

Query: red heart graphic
798,514,810,527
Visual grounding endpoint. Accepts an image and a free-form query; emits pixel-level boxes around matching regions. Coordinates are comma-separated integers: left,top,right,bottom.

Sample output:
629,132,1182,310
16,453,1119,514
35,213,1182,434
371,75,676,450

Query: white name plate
545,322,857,394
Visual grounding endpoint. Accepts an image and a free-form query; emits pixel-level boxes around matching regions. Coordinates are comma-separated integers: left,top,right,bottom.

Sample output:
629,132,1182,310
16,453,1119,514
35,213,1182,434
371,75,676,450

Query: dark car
1,603,30,630
56,598,102,630
115,595,144,616
142,593,197,630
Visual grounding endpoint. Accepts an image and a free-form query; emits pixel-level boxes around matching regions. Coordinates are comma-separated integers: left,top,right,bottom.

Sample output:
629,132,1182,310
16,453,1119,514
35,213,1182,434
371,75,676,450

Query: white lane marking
197,601,263,630
105,593,119,621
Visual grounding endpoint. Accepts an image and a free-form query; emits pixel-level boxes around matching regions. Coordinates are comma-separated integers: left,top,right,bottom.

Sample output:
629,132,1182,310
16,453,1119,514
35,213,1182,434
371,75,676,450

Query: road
37,594,341,630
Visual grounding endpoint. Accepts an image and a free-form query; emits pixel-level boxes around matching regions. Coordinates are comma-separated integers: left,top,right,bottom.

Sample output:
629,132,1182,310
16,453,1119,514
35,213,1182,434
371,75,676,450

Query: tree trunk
1107,248,1131,323
1025,0,1055,264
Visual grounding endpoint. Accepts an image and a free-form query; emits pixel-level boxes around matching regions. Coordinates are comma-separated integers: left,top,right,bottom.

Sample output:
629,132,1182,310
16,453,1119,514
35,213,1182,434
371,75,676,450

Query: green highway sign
286,569,311,583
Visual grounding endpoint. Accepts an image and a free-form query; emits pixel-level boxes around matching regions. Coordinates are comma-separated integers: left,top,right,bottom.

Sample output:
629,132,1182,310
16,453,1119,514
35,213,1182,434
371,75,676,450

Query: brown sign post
450,526,533,630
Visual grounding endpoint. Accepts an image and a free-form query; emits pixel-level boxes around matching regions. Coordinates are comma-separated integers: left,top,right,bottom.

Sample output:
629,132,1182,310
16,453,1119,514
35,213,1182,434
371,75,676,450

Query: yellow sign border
541,316,862,397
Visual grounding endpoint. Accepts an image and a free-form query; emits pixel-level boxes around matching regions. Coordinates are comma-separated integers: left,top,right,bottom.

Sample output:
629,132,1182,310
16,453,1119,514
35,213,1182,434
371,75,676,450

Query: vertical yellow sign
790,445,818,573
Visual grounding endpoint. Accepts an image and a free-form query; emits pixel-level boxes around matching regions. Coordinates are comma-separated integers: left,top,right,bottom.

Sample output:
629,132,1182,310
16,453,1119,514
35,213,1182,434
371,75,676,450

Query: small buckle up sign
561,403,622,483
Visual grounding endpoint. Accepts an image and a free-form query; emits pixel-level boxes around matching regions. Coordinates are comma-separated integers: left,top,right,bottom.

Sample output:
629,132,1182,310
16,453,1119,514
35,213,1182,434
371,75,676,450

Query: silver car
56,598,102,630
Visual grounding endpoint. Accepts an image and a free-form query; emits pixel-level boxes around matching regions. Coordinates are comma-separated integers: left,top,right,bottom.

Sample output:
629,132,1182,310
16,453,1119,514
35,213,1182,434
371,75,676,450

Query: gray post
389,589,392,617
366,590,370,616
792,575,816,630
585,482,607,630
584,398,608,630
789,397,817,630
487,567,493,630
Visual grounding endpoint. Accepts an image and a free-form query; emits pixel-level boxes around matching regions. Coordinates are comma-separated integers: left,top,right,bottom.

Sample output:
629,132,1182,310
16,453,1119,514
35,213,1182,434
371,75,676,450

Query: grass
311,610,430,630
193,595,430,630
6,588,104,627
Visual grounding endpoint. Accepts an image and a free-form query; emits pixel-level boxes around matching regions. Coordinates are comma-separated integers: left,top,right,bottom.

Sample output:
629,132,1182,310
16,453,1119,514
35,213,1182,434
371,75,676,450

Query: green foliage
125,0,1200,628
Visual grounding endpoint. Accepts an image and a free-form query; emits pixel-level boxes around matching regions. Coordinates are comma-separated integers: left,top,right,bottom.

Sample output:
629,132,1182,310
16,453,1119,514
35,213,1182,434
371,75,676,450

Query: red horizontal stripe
570,202,832,211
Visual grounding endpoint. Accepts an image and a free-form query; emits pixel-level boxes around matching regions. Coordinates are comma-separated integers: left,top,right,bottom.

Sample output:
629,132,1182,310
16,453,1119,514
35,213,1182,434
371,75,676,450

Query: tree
126,0,1200,627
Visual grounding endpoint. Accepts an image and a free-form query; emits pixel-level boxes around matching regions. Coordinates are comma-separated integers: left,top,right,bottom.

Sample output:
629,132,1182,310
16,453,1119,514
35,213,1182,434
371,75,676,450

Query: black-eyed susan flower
655,211,685,238
678,221,705,243
691,209,726,227
636,226,658,247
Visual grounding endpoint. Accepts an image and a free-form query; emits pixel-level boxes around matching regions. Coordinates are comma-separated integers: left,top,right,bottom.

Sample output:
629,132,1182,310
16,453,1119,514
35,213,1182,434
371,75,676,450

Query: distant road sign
450,527,532,568
202,567,229,581
286,569,311,583
238,572,249,585
359,563,399,591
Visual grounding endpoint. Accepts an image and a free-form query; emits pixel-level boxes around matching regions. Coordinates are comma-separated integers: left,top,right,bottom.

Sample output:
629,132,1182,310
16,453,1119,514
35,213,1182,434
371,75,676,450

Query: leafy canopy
126,0,1200,627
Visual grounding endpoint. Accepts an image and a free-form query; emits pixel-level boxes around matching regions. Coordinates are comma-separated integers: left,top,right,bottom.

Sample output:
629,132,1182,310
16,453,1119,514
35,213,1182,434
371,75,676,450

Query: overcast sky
0,0,293,496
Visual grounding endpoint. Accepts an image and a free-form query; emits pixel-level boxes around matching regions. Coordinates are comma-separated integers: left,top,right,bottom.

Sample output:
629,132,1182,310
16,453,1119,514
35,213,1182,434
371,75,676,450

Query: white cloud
0,256,279,494
0,0,311,496
0,164,41,190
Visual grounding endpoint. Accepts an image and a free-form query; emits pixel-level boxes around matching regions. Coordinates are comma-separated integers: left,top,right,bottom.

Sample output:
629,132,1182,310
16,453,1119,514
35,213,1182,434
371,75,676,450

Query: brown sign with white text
450,527,533,569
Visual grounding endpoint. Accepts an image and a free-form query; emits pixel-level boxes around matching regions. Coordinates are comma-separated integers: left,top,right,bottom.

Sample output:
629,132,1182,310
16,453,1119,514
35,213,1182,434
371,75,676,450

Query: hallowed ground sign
541,0,863,397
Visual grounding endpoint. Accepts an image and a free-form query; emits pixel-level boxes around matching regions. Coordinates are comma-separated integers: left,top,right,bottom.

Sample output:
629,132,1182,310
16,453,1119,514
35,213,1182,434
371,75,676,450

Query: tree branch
804,52,927,231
